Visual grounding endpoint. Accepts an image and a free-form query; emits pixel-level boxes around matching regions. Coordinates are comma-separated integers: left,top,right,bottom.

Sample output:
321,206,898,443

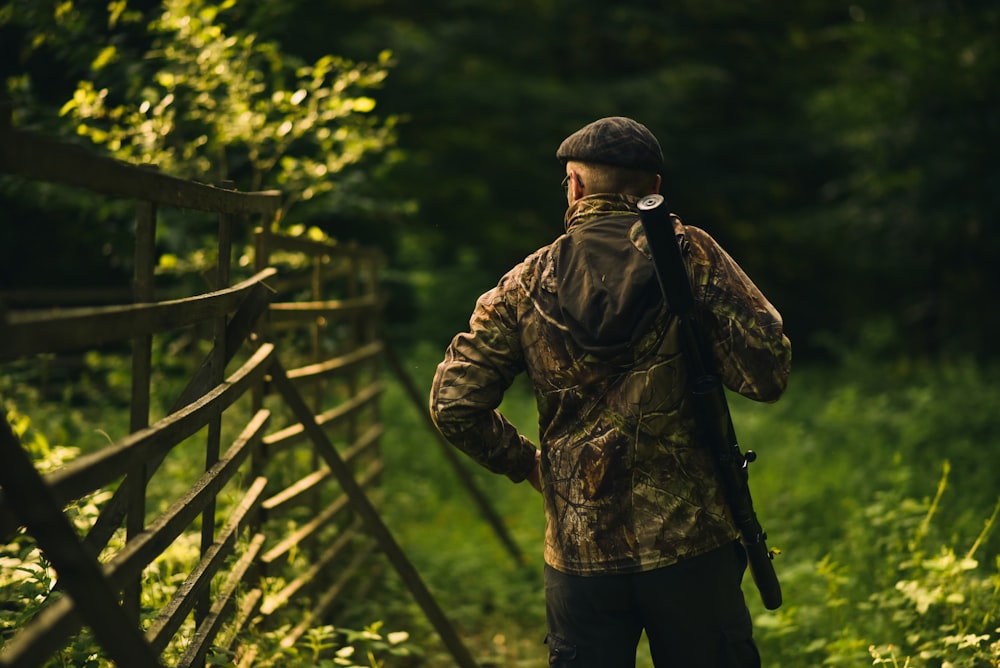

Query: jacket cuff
505,440,539,483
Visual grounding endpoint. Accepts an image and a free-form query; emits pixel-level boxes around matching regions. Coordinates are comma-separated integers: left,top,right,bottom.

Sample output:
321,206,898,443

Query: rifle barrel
637,194,782,610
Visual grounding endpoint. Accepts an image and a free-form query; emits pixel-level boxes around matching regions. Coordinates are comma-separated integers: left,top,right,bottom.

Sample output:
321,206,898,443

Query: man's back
431,192,790,577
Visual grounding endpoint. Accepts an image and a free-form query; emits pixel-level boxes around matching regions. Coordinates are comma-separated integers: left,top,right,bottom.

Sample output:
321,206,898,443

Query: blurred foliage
1,0,402,280
242,0,1000,357
2,0,999,356
58,0,400,220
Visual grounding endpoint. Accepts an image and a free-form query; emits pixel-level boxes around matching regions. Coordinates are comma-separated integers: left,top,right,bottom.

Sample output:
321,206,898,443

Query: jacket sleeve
429,269,538,482
685,226,792,403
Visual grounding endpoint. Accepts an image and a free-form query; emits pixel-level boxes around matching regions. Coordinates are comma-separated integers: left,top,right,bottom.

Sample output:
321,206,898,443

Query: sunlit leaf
386,631,409,645
90,45,117,71
353,97,375,113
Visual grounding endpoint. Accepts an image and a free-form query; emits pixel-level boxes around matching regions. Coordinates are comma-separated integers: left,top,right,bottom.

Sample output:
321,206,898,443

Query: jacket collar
564,194,642,232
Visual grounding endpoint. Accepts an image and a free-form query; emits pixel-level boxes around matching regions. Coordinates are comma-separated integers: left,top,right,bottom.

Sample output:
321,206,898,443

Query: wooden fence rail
0,108,487,667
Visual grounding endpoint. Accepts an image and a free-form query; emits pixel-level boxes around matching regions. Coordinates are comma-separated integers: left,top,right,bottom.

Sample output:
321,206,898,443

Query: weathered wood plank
259,264,361,298
79,279,274,553
261,423,382,516
112,411,270,582
124,197,157,620
262,381,383,454
280,542,377,649
176,532,267,668
261,467,334,515
260,518,364,618
220,584,263,653
0,126,281,215
266,294,381,322
286,341,383,381
147,477,268,654
16,344,273,517
0,415,271,662
259,458,383,570
0,287,134,306
0,595,77,668
0,270,278,361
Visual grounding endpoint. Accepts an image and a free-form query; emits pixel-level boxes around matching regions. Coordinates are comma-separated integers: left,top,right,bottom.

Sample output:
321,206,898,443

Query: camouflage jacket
430,194,792,575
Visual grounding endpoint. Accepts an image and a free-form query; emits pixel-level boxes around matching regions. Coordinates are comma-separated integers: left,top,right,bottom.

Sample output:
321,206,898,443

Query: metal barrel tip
637,194,664,210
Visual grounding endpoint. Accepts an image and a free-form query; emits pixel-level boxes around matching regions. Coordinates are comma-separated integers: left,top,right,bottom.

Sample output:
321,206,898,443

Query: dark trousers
544,542,761,667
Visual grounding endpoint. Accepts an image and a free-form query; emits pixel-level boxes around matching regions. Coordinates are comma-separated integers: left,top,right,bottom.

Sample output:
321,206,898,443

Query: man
429,116,791,667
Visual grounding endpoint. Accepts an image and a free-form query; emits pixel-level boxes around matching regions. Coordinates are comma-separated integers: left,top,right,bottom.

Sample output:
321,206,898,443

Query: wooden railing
0,108,482,667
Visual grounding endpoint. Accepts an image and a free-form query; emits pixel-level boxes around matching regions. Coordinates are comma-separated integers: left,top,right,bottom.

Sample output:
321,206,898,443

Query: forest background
2,0,998,358
1,1,999,666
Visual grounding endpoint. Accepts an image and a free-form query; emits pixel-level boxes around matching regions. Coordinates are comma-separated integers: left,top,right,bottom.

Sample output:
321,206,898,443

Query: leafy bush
224,622,417,668
754,460,1000,667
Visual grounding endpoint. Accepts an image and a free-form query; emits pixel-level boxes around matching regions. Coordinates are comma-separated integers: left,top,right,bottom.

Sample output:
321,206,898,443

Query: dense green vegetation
2,0,998,358
2,1,999,666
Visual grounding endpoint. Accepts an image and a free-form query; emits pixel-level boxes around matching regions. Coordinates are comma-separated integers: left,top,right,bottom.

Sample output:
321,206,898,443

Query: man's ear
571,171,586,200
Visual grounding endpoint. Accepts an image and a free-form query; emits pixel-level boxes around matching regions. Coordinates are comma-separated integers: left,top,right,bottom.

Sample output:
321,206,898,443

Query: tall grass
375,344,1000,667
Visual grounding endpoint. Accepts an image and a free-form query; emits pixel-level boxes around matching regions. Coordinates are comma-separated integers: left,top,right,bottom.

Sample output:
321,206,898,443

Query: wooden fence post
125,196,157,620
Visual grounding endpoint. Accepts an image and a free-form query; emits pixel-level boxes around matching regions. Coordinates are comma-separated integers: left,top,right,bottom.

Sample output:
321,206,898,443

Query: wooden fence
0,107,497,667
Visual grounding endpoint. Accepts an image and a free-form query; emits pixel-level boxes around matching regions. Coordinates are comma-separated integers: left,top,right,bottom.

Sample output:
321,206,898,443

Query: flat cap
556,116,663,172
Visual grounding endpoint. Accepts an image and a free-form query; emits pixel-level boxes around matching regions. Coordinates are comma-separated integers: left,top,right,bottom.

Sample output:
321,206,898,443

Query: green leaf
90,45,117,71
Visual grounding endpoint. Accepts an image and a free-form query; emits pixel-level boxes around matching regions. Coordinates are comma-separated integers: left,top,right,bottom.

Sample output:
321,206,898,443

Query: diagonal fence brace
0,418,165,668
268,358,481,668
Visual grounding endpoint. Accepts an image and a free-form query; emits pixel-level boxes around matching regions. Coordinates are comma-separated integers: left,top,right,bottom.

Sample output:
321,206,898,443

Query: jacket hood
545,195,663,356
